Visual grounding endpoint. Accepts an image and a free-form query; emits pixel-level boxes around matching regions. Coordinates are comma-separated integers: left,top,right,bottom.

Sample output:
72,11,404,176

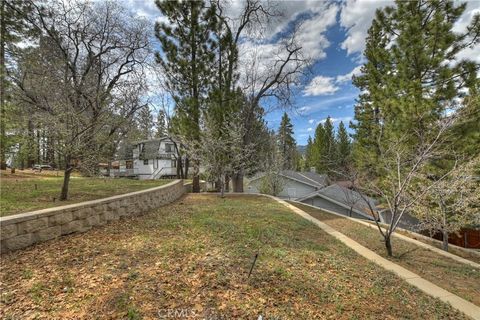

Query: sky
127,0,480,145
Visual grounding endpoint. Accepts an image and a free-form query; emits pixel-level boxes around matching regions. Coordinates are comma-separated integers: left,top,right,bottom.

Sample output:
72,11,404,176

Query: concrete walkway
274,197,480,320
289,200,480,269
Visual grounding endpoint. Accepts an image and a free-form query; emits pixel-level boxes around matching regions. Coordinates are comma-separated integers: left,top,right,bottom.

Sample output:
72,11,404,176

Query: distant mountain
297,145,307,155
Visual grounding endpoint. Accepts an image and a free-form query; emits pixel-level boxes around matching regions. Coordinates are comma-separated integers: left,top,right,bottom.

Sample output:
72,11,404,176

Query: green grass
0,173,171,216
0,194,468,319
288,201,480,306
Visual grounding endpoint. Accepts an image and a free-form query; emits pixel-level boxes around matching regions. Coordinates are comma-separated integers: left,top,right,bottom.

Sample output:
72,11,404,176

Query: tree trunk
60,165,74,201
349,206,353,217
193,175,200,193
184,157,189,179
220,179,225,198
385,236,393,257
442,230,449,252
106,160,112,177
215,178,222,192
224,175,230,192
0,0,6,170
192,160,200,193
232,172,244,192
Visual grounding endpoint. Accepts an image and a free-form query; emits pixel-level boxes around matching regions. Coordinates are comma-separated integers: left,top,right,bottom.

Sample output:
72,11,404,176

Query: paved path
273,197,480,320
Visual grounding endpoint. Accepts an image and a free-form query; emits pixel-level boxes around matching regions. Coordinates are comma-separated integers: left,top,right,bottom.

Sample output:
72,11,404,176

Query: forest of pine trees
303,117,352,177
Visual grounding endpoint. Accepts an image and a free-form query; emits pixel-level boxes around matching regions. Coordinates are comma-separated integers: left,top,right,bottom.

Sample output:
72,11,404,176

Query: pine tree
336,121,351,173
155,110,167,138
312,123,327,173
1,1,37,169
350,0,480,256
323,116,336,173
305,136,314,171
277,112,296,170
137,106,154,140
155,0,217,192
352,0,479,175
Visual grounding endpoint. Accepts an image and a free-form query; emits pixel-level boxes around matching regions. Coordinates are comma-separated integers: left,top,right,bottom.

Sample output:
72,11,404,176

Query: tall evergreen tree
1,0,37,169
336,121,351,173
277,112,296,170
155,110,167,138
137,105,154,140
312,122,327,173
323,116,336,173
352,0,480,175
155,0,217,192
305,136,314,171
350,0,480,256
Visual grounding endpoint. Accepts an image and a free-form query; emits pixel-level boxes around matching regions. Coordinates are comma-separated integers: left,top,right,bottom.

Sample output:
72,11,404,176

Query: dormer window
165,143,174,153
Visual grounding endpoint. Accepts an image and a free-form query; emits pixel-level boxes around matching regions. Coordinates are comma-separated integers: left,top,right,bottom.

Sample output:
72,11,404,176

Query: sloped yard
289,201,480,307
0,195,468,319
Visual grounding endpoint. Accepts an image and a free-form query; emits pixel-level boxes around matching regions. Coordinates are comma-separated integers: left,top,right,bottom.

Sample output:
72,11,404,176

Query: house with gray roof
116,137,180,179
246,170,329,199
297,184,377,220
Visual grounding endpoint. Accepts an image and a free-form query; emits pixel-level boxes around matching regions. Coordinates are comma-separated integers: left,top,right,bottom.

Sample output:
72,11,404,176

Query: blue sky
264,16,361,144
129,0,480,146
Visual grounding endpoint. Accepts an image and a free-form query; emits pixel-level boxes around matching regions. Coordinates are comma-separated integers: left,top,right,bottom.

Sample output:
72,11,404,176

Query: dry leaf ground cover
288,201,480,306
0,194,468,319
0,172,170,216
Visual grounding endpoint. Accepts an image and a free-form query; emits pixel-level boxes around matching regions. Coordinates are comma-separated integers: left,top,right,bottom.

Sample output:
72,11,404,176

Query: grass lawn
0,194,468,319
0,171,171,216
288,201,480,307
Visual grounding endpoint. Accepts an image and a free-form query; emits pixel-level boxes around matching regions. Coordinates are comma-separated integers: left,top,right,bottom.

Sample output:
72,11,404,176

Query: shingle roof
249,170,329,189
139,140,161,159
298,184,377,219
297,171,329,187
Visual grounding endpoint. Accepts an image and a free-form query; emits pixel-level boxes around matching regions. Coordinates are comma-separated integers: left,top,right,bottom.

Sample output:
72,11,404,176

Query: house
297,184,377,221
377,209,420,231
246,170,329,199
116,137,180,180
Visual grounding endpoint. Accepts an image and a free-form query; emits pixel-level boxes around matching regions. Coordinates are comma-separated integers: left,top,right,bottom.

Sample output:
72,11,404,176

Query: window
143,159,149,165
126,161,133,169
165,143,174,153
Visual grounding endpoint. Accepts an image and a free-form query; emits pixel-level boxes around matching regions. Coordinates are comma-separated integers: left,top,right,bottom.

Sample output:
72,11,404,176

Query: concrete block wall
0,180,185,253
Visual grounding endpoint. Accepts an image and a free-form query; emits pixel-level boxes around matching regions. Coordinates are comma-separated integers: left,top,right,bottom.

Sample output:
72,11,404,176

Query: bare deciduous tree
356,115,459,256
14,0,150,200
411,156,480,251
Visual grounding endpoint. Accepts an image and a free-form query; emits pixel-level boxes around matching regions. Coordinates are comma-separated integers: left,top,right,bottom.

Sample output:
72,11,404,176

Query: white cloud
307,127,313,132
303,65,362,97
453,1,480,63
339,0,391,56
336,65,362,83
340,0,480,64
303,76,339,96
308,119,315,124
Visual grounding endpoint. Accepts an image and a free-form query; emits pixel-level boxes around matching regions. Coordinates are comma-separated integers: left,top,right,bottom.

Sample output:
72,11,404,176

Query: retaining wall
0,179,185,253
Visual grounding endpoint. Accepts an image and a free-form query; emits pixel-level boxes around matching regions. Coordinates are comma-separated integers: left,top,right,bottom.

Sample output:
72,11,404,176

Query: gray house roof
117,137,176,160
249,170,329,189
297,184,377,220
378,210,420,231
138,139,162,159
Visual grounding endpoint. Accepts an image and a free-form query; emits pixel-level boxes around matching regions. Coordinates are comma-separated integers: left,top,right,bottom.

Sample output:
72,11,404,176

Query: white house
117,137,180,180
246,170,329,199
